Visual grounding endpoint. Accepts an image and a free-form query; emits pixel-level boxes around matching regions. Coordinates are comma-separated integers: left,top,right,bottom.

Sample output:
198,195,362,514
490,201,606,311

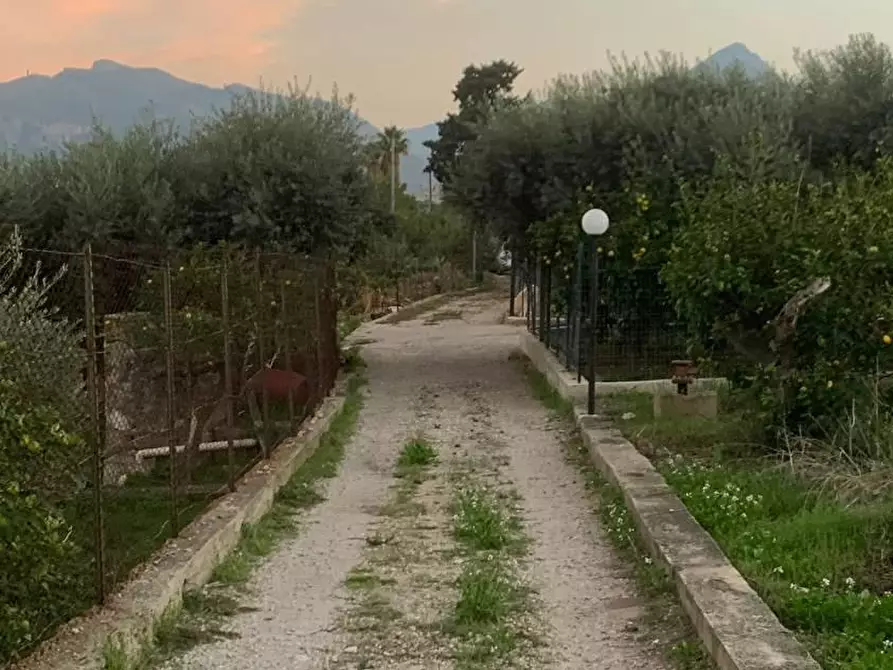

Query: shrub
0,382,87,664
0,230,84,430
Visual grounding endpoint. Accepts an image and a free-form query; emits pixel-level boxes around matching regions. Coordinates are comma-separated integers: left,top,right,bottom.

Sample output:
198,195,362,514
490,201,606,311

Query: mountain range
0,43,769,197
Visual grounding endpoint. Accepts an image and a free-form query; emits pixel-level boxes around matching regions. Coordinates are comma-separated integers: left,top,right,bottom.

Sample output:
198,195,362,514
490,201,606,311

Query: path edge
371,285,484,325
14,375,353,670
519,330,821,670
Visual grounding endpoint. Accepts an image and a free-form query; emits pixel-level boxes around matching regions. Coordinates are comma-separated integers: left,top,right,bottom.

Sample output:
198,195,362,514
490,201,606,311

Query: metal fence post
543,262,552,349
280,274,296,426
313,260,324,404
255,252,270,446
573,241,584,381
221,256,236,490
509,246,517,317
587,244,601,416
534,258,541,339
162,262,179,536
83,245,106,604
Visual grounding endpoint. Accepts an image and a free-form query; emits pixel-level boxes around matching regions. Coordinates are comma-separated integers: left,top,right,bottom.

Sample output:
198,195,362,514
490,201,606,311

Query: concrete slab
519,330,727,400
654,391,719,419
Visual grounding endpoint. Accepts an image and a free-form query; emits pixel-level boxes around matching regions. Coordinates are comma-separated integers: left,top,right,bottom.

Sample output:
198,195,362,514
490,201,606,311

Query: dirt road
169,291,666,670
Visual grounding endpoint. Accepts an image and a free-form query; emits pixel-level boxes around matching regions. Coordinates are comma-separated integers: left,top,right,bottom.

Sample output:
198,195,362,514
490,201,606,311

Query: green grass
452,485,523,553
449,476,531,668
345,568,397,591
454,558,522,627
397,437,439,469
378,437,439,518
518,357,715,670
600,388,893,669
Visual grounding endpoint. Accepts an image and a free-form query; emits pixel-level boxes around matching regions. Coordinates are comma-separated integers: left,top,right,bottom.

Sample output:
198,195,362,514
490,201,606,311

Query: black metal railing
521,249,694,386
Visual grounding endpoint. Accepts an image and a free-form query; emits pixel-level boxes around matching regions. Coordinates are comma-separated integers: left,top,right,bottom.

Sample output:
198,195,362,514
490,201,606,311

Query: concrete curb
15,380,352,670
520,331,821,670
370,286,483,326
519,330,727,400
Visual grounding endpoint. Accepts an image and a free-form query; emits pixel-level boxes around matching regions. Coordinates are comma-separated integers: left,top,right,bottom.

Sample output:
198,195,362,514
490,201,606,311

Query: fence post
162,262,179,536
543,262,552,349
221,256,236,490
532,258,540,338
280,274,296,426
255,252,270,448
509,246,517,317
573,241,584,381
83,245,106,604
313,260,324,404
587,244,601,416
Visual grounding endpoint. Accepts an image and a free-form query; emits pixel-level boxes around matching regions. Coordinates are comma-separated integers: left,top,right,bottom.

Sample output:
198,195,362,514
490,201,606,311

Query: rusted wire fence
3,246,338,665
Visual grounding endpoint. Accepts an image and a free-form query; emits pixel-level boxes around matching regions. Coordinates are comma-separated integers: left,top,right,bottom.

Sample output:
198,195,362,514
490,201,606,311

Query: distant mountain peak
92,59,129,72
696,42,769,77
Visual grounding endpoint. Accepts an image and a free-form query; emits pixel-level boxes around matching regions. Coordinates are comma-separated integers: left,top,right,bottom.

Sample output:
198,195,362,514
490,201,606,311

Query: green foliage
0,230,84,425
0,381,87,664
0,87,371,256
444,34,893,433
425,60,524,188
666,156,893,429
396,438,438,469
663,454,893,668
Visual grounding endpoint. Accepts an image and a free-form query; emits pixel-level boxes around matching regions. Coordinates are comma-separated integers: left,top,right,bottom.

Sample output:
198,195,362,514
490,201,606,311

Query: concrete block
654,391,719,419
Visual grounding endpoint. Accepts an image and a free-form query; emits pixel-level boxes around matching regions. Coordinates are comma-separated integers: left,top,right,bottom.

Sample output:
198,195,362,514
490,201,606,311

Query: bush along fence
1,242,338,665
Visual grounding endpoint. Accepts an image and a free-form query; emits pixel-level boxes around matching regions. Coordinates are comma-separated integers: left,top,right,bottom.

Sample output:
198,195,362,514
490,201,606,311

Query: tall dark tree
424,60,523,187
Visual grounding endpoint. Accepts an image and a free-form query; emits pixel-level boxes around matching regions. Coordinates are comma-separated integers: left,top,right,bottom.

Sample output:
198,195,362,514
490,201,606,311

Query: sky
4,0,893,128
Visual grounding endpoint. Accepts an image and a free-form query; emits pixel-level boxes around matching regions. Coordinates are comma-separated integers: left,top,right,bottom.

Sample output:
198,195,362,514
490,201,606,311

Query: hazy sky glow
5,0,893,127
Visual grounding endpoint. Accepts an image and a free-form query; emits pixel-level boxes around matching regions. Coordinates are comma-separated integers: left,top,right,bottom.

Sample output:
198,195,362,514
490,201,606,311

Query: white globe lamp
581,208,610,236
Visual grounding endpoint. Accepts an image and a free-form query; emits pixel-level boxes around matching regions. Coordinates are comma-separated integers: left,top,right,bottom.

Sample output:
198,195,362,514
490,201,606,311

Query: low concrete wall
15,380,351,670
519,330,727,400
522,332,820,670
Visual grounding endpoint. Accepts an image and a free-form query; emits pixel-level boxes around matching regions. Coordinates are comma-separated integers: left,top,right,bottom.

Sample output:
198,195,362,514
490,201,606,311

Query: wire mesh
1,245,339,666
524,252,696,383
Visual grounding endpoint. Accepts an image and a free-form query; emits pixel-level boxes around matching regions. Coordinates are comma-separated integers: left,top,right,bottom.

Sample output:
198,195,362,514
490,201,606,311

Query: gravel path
170,291,667,670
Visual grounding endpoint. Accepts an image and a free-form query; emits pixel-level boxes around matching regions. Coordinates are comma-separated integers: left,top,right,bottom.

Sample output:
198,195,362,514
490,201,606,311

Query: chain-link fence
3,245,338,665
521,249,704,383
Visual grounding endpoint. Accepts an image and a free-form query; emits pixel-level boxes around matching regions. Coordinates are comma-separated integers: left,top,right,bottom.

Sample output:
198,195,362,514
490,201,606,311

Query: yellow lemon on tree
884,334,892,345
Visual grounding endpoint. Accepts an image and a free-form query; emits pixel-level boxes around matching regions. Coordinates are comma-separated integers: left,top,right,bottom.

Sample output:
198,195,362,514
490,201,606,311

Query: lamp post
581,208,609,415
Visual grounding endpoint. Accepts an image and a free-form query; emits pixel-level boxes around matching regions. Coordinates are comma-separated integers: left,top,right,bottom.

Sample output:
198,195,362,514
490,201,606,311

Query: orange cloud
55,0,121,20
0,0,299,87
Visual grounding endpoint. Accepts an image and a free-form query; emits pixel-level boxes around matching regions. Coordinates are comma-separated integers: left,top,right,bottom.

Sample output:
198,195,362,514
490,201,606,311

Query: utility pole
428,169,433,211
390,134,396,215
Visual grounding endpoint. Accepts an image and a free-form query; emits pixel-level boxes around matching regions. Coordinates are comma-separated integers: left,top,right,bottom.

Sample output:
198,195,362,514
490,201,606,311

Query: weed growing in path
452,485,523,553
398,437,439,469
449,476,532,668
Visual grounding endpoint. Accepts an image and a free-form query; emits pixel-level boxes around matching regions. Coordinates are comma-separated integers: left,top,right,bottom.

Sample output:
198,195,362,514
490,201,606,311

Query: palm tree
373,126,409,187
